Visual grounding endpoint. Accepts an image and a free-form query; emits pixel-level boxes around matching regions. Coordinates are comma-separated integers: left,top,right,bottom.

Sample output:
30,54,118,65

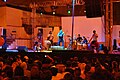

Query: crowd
0,53,120,80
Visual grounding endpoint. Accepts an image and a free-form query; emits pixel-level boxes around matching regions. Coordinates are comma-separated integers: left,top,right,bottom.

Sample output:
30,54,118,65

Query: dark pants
58,38,64,47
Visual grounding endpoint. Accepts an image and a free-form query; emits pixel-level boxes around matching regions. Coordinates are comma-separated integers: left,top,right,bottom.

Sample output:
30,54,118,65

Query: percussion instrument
77,43,83,50
82,43,88,50
44,40,51,50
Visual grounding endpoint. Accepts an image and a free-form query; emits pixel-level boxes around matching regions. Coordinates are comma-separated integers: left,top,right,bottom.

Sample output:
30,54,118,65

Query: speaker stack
85,0,102,18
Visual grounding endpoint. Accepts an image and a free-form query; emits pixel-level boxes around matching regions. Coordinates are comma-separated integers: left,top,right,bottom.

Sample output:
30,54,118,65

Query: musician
57,29,64,47
47,31,54,45
82,36,88,44
33,42,41,52
76,34,82,44
89,30,98,42
37,29,43,44
89,30,99,52
82,36,88,50
67,35,72,50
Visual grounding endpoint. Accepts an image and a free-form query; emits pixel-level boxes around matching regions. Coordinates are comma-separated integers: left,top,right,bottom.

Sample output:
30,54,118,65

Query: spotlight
67,10,71,14
39,7,45,15
40,12,43,15
2,0,7,2
67,4,71,14
51,6,57,15
53,11,55,15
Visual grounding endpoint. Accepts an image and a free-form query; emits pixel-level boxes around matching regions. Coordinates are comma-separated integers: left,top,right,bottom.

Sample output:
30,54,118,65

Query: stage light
67,10,71,14
67,4,71,14
2,0,7,2
39,7,45,15
53,11,55,15
40,12,43,15
51,6,57,15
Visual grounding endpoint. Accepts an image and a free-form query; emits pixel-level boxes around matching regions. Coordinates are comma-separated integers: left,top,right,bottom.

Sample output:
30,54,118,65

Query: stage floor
3,49,120,55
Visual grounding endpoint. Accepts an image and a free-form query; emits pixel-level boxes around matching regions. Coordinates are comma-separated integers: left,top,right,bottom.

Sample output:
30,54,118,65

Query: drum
0,37,4,46
72,41,77,50
44,40,51,50
83,43,88,50
77,43,83,50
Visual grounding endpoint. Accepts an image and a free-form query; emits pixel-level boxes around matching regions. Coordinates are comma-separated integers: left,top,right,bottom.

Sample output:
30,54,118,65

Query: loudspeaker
17,46,28,52
85,0,102,18
113,2,120,25
113,39,117,50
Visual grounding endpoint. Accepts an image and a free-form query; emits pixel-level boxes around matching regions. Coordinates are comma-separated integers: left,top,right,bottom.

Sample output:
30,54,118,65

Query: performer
89,30,98,42
44,31,54,50
76,34,83,50
82,36,88,44
36,29,43,50
37,29,43,44
33,42,41,52
82,36,88,50
47,31,54,45
57,29,64,47
89,30,99,52
76,34,83,44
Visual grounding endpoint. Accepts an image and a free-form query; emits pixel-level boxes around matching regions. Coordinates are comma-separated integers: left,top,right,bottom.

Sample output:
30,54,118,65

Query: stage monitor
17,46,28,52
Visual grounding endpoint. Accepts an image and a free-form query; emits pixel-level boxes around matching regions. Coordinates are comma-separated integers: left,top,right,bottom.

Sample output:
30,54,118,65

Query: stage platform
0,49,120,63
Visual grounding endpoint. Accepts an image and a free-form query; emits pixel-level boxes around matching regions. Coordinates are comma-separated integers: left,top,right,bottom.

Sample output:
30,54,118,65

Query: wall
61,16,105,43
112,25,120,48
0,7,6,27
6,7,22,26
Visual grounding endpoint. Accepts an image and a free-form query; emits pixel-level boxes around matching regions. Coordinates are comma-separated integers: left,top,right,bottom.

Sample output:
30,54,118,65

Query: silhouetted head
93,30,96,33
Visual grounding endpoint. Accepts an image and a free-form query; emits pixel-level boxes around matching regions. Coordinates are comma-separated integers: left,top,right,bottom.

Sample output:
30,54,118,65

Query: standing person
37,29,43,50
45,31,54,50
47,31,54,46
37,29,43,44
89,30,99,52
89,30,98,42
57,29,64,47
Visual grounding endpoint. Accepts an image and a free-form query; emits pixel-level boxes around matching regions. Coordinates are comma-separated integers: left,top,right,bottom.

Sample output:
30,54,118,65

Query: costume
57,30,64,46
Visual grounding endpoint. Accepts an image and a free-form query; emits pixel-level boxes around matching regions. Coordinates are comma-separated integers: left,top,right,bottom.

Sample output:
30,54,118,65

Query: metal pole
31,3,37,49
71,0,75,49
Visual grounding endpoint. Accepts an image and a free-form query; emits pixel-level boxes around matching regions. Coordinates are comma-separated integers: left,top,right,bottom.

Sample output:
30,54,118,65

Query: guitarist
89,30,99,52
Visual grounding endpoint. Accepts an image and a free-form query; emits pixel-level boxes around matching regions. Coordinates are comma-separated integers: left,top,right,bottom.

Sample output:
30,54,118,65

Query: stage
0,49,120,63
